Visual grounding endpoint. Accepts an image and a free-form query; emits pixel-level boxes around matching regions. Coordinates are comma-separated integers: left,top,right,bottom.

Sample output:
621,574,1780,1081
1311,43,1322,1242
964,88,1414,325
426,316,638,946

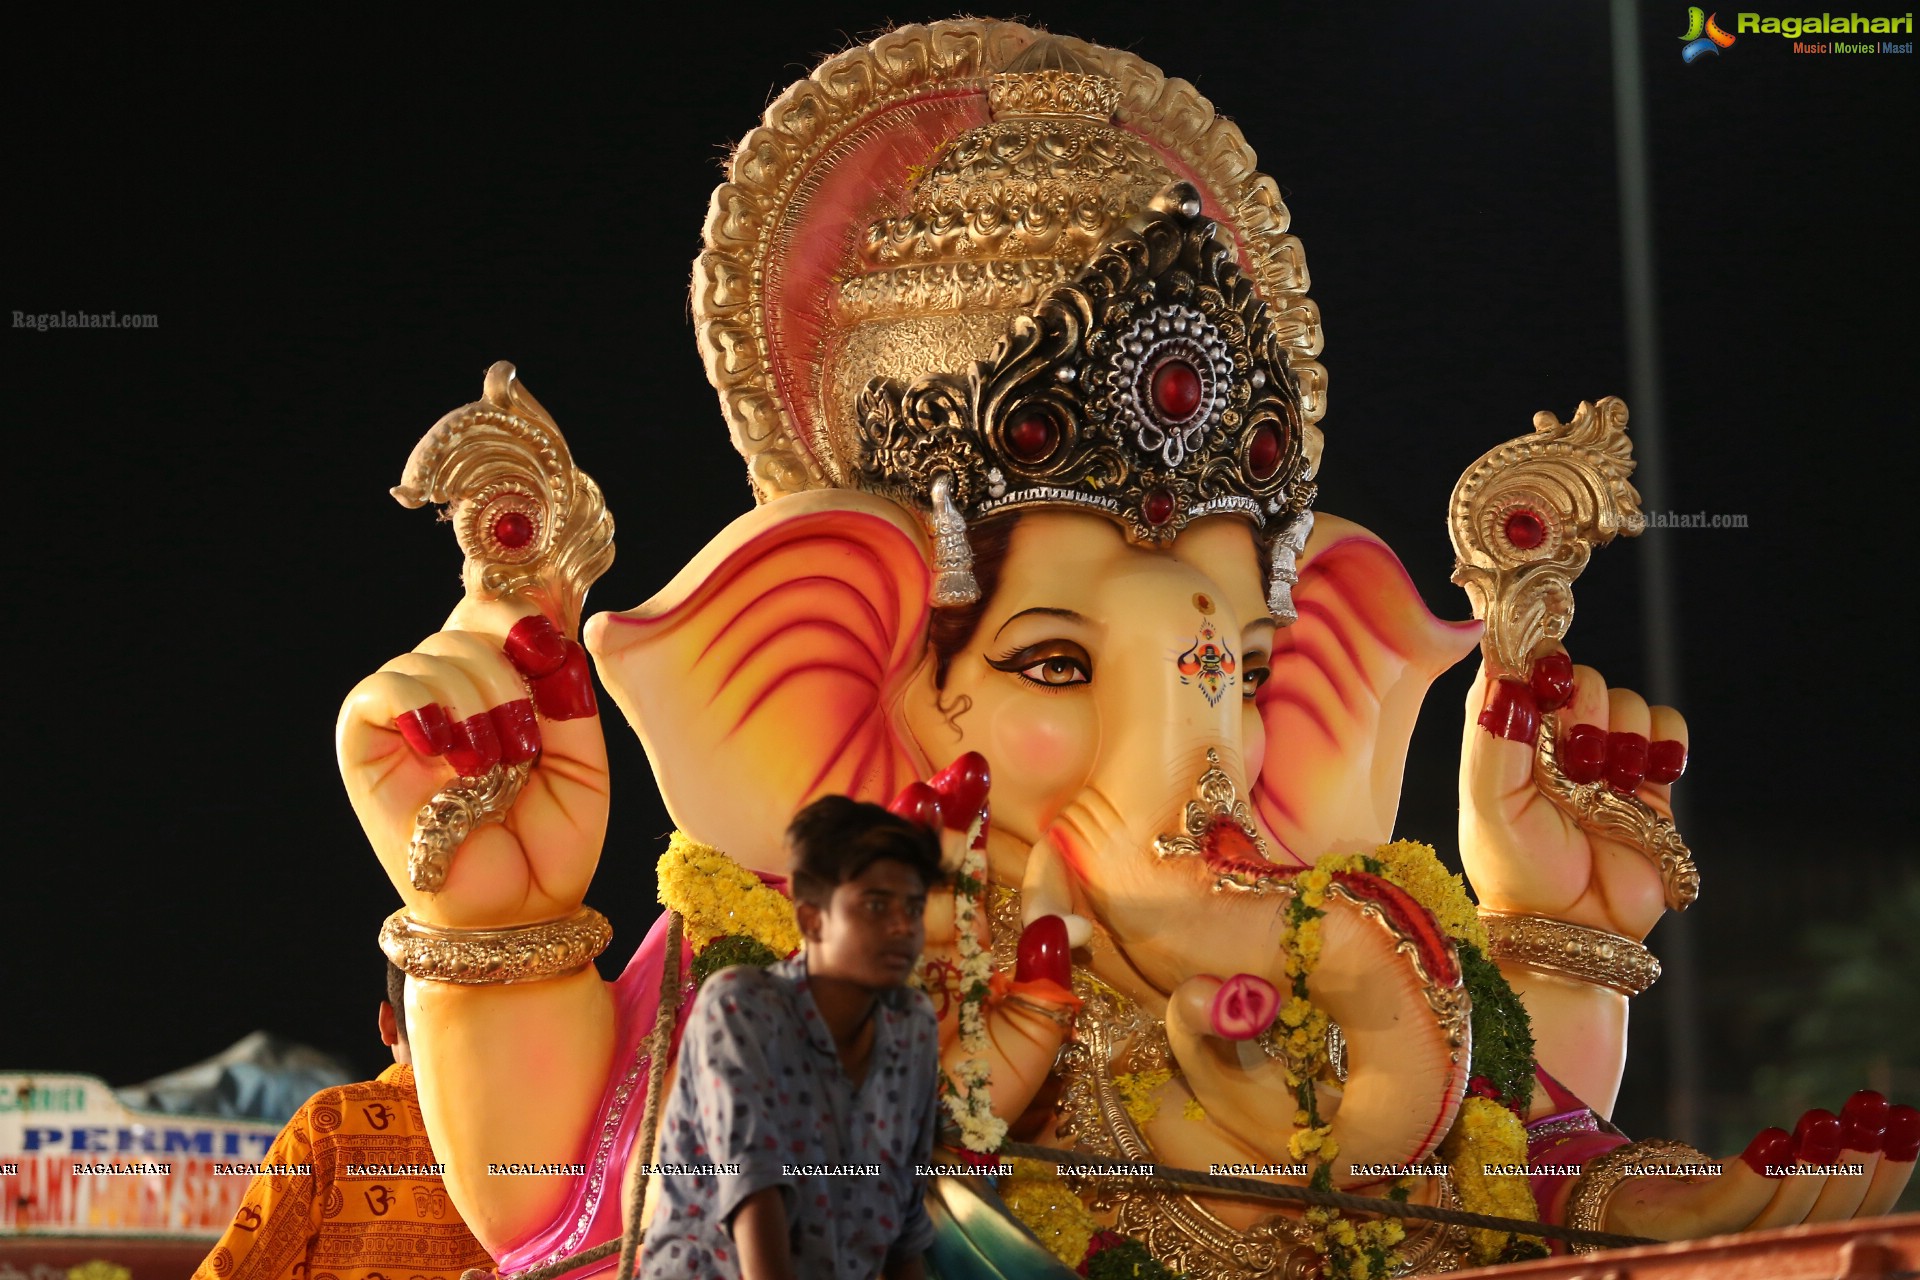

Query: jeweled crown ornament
853,181,1317,602
693,21,1328,612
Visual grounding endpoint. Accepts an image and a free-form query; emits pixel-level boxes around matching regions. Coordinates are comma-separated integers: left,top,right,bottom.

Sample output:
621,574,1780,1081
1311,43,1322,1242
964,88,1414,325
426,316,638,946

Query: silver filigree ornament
1106,304,1235,469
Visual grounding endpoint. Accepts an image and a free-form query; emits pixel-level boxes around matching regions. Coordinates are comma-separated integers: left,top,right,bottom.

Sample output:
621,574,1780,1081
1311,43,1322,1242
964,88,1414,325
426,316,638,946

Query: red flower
1077,1229,1130,1275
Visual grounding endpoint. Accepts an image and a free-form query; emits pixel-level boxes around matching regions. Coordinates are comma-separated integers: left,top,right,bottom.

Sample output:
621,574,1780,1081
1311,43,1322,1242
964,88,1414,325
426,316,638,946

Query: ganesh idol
335,20,1916,1279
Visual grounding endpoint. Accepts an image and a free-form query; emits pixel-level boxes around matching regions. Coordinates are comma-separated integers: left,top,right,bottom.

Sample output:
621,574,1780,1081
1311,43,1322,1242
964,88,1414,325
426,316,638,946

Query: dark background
10,2,1915,1157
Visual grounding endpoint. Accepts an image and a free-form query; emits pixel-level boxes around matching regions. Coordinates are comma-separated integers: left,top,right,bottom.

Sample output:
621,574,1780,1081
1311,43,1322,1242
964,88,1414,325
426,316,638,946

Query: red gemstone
493,511,534,549
1248,423,1282,479
1840,1090,1890,1151
1504,509,1546,550
1150,359,1203,420
1143,487,1176,526
1645,739,1688,785
1884,1106,1920,1162
1005,407,1060,463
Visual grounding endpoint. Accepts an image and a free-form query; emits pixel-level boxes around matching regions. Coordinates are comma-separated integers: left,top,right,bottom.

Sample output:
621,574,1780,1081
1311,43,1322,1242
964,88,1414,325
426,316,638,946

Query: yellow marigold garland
1371,840,1489,953
1440,1096,1535,1264
999,1158,1101,1267
1278,855,1382,1278
655,830,801,956
1275,843,1543,1276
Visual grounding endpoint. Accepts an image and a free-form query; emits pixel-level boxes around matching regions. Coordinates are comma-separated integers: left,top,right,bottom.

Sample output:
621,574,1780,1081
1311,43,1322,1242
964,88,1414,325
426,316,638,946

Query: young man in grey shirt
640,796,945,1280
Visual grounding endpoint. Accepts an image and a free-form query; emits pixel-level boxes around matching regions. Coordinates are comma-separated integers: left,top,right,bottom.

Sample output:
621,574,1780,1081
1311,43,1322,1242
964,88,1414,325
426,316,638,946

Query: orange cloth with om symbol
193,1064,492,1280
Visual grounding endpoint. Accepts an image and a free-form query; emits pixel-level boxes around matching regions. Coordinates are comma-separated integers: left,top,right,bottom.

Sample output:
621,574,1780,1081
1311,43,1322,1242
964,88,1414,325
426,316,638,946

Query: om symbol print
1177,608,1236,707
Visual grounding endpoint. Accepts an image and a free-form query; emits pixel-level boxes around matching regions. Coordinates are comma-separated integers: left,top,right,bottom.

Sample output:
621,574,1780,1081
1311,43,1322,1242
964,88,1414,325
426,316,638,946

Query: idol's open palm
1459,647,1687,944
337,595,608,929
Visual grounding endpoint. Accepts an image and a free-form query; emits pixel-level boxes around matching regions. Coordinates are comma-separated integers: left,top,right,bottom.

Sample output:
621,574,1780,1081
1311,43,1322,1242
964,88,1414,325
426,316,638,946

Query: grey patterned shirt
639,954,941,1279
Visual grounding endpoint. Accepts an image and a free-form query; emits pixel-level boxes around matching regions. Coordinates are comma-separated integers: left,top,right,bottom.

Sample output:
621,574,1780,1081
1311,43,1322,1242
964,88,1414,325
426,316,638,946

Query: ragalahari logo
1681,7,1739,59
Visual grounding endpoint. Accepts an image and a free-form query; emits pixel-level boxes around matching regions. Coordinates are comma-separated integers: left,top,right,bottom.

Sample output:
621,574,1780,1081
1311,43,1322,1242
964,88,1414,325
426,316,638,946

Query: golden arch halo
692,18,1327,503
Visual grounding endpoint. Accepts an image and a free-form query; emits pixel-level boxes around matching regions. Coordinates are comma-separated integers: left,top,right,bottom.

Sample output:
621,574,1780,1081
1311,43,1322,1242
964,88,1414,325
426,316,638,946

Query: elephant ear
584,490,931,873
1254,513,1481,863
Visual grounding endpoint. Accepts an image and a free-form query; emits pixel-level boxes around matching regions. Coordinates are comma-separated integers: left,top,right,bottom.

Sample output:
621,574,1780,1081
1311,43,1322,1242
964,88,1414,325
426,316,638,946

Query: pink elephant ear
584,490,931,873
1254,514,1481,864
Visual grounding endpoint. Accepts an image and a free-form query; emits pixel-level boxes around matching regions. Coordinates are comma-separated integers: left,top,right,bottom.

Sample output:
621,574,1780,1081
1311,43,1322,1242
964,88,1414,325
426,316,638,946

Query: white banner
1,1073,282,1237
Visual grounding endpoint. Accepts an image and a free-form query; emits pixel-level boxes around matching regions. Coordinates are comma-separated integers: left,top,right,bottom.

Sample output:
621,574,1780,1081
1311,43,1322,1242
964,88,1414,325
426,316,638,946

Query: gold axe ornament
1448,397,1699,912
390,360,616,893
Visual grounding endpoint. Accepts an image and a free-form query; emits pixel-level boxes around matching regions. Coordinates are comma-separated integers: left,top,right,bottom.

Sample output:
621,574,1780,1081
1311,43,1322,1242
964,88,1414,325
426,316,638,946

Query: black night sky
10,3,1916,1155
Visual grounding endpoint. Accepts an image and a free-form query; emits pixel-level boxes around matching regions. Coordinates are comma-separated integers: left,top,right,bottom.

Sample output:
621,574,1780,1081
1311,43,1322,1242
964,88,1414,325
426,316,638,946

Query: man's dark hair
385,958,408,1043
788,795,943,907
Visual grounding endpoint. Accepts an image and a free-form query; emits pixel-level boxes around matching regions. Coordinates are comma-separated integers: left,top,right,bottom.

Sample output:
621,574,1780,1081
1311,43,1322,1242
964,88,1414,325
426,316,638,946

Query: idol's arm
1498,951,1630,1119
337,365,623,1253
408,972,616,1253
341,649,617,1252
1460,651,1677,1123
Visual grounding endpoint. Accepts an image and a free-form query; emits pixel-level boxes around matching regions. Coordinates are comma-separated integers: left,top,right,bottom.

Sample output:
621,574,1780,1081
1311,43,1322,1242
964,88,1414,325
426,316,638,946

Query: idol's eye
1024,656,1090,686
1242,652,1271,700
987,641,1093,688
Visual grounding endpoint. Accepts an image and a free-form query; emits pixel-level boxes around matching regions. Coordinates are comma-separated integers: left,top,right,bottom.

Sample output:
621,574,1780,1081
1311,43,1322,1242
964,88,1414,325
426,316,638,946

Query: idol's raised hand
335,364,613,930
1449,398,1691,951
334,594,618,1250
1459,646,1687,946
337,599,609,929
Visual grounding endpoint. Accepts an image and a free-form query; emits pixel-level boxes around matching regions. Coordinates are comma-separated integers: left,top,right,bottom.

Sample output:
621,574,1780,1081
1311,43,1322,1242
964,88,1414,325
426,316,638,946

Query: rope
1000,1141,1656,1251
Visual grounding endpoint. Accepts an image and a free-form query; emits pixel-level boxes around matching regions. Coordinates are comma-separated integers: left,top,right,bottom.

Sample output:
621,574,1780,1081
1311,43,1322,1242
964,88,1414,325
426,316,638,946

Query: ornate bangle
379,906,612,985
1479,910,1661,996
1564,1138,1708,1253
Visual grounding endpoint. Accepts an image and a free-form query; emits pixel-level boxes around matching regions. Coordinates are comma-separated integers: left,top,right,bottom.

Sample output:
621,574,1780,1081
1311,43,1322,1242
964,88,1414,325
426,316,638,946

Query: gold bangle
1564,1138,1708,1253
1479,910,1661,996
380,906,612,985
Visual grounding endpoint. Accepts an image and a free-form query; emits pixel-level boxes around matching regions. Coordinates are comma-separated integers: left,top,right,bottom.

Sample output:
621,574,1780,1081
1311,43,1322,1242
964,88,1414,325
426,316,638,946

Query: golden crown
694,22,1327,614
853,182,1317,605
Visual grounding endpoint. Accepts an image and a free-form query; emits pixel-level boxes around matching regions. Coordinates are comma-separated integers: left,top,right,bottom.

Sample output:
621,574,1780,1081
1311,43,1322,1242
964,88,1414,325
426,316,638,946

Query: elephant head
584,493,1475,890
584,18,1484,1185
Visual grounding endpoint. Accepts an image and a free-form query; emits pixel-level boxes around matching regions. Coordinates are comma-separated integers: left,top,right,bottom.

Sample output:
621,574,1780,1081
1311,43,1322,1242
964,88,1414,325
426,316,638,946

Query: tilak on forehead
691,25,1326,620
1178,614,1238,708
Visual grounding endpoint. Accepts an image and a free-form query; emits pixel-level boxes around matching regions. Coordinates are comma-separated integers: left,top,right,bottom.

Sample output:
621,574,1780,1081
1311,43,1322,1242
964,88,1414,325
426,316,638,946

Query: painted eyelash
984,643,1088,670
984,644,1034,669
985,644,1092,688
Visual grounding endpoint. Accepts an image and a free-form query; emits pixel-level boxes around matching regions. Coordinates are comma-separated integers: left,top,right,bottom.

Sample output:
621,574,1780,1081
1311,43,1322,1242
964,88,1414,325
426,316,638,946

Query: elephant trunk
1159,874,1472,1182
1022,710,1471,1181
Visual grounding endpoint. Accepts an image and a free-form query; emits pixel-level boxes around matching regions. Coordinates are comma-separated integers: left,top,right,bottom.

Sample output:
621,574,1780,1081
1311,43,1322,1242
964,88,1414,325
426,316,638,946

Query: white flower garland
945,816,1007,1153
